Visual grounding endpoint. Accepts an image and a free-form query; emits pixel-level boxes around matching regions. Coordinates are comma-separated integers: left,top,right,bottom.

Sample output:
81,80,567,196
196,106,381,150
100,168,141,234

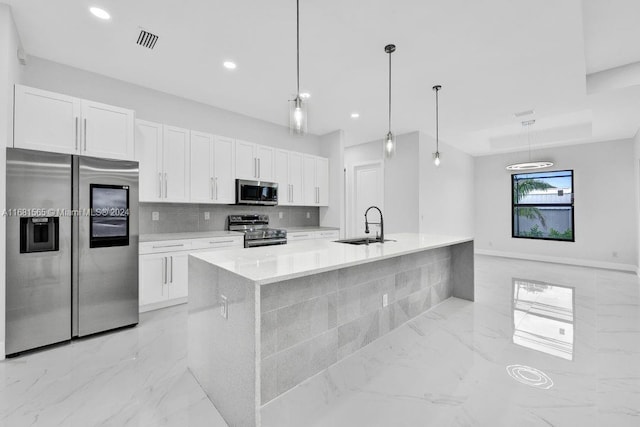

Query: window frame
511,169,575,242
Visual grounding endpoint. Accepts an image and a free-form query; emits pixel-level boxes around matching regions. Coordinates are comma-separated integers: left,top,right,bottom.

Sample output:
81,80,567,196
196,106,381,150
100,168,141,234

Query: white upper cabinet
235,140,257,180
275,150,304,206
135,120,163,202
290,151,304,205
14,85,134,160
14,85,81,154
275,150,290,205
163,125,190,202
189,132,235,204
303,155,329,207
256,145,275,181
81,100,134,160
135,120,190,202
234,140,275,181
213,136,236,203
316,157,329,206
189,131,215,203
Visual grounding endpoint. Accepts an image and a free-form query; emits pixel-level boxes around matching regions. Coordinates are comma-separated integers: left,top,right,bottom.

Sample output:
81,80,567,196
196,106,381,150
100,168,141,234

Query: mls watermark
2,208,129,217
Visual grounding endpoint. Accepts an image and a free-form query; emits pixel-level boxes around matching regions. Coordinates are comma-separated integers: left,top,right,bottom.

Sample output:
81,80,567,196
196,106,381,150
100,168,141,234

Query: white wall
475,139,638,271
318,130,345,235
344,132,474,238
0,3,24,359
22,57,323,156
419,133,475,237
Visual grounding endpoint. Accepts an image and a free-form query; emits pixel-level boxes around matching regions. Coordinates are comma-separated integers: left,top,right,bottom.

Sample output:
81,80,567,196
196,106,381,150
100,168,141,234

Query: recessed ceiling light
300,92,311,99
350,113,360,119
223,61,237,70
89,7,111,20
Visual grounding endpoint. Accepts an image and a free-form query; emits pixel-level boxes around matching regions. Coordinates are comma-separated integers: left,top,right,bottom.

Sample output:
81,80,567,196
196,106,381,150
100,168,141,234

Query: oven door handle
245,238,287,247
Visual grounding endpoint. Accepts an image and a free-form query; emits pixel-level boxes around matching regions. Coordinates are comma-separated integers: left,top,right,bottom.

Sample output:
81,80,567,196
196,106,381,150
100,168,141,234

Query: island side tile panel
189,256,258,427
259,246,456,405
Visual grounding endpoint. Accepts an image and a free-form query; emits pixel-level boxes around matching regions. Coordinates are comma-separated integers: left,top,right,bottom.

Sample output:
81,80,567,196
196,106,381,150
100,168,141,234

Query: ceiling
6,0,640,155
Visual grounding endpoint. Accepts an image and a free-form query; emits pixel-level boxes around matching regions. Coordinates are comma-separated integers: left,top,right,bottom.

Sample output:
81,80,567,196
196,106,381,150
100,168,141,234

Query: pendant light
383,44,396,158
289,0,307,135
432,85,442,166
505,120,554,170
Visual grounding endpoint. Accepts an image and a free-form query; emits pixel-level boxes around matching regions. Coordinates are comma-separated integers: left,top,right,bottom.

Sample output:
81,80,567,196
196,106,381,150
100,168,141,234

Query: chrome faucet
364,206,384,243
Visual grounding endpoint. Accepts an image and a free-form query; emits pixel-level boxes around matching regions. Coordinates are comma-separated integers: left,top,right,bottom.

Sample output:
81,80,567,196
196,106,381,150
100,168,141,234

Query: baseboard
475,249,637,273
139,297,187,313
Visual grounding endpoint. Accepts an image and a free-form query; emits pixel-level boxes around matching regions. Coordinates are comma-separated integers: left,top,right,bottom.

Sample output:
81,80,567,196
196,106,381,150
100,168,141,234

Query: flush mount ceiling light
432,85,442,166
383,44,396,158
289,0,308,135
505,120,554,171
223,61,237,70
351,112,360,119
89,7,111,20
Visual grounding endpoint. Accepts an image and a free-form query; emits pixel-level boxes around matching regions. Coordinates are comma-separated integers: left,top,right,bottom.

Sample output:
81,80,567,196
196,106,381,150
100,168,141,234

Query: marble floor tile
2,255,639,426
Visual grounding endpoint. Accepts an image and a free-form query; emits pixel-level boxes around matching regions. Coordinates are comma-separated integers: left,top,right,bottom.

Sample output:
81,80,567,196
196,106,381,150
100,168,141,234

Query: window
512,170,574,241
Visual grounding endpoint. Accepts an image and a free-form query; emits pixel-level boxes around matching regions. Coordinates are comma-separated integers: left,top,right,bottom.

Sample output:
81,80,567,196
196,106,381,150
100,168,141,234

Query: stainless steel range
227,215,287,248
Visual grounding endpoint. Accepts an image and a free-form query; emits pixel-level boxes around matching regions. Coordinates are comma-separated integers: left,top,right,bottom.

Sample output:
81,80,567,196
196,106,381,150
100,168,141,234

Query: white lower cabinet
139,236,243,312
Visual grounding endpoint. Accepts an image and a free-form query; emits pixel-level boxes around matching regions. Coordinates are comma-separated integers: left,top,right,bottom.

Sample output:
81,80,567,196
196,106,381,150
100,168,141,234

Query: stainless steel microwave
236,179,278,205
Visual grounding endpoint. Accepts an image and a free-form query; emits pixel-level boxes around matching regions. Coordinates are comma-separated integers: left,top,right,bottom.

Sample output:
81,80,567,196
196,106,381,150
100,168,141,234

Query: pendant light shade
505,120,554,171
383,44,396,158
289,0,307,135
433,85,442,166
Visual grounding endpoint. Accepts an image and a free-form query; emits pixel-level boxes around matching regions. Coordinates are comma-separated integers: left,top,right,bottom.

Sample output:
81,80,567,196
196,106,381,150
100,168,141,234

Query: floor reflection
512,278,575,360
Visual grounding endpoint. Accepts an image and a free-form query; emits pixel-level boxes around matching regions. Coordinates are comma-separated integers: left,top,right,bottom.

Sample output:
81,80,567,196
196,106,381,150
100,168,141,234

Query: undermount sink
334,237,395,245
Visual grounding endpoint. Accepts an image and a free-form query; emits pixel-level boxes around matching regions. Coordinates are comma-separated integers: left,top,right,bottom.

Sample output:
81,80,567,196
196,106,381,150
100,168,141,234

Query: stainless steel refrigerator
5,148,139,356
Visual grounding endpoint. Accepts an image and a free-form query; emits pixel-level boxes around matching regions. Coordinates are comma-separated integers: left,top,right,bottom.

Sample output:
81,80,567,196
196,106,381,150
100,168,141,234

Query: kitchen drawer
190,236,243,250
287,231,316,241
139,240,192,255
316,230,340,240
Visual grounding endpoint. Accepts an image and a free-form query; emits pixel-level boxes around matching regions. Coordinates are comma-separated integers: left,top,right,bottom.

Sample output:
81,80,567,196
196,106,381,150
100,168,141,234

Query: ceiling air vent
136,29,159,49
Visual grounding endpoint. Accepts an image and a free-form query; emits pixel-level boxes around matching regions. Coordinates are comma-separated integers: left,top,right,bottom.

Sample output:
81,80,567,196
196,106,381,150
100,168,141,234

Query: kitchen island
188,233,474,427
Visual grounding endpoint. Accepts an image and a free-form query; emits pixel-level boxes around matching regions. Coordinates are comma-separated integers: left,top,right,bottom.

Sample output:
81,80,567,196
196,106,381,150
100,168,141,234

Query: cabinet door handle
170,256,173,283
164,173,168,198
158,173,162,198
210,239,235,244
210,177,214,200
152,243,184,249
162,257,167,285
215,177,218,200
254,158,257,178
83,118,87,151
258,158,261,178
75,117,79,150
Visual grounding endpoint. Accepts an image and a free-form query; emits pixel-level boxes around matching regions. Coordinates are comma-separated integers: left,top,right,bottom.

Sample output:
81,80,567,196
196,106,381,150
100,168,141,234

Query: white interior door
350,162,384,237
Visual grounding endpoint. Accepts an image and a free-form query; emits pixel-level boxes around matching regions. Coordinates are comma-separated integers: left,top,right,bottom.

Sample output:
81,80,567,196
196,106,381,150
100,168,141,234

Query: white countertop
191,233,473,285
140,230,243,243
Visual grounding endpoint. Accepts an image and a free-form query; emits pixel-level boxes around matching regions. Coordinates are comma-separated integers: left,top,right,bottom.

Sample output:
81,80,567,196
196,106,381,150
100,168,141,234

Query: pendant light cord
388,49,392,134
435,88,439,152
296,0,300,97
